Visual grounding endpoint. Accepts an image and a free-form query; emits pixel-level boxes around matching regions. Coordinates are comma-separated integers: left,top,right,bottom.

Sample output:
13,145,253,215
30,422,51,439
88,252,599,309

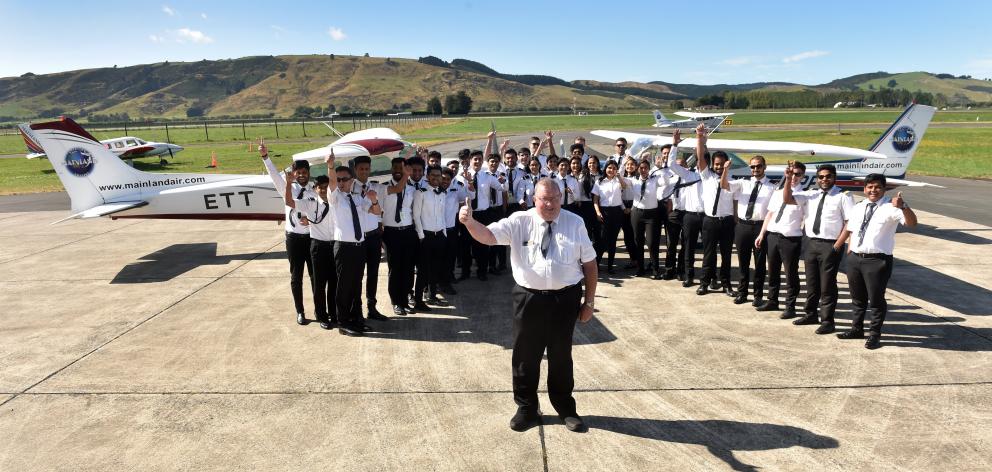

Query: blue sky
2,0,991,84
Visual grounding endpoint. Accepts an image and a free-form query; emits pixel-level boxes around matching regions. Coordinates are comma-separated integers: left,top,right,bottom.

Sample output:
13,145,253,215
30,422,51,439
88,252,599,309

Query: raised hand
696,123,706,140
891,191,905,209
545,130,554,139
487,131,496,139
258,137,268,159
672,129,682,146
366,189,378,203
458,197,474,223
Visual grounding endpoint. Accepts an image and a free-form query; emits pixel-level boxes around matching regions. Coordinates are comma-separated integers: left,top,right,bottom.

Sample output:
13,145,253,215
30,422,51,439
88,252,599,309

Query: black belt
737,218,761,225
446,226,457,232
808,237,835,243
520,283,580,296
286,232,310,239
423,229,445,236
384,224,414,231
365,228,382,237
851,252,889,259
632,206,658,212
601,205,623,209
705,214,733,220
688,211,705,216
336,240,365,247
769,231,802,241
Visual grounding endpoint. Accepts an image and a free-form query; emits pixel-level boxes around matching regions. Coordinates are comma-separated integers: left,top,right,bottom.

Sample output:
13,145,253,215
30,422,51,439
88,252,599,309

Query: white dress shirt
650,167,675,202
728,176,775,222
592,177,625,207
380,178,414,227
668,162,704,212
766,185,805,237
444,181,472,229
351,178,383,230
293,196,336,242
488,208,596,290
561,174,581,206
328,188,371,243
472,170,501,211
846,197,905,255
628,175,661,210
413,185,448,238
793,186,855,239
264,158,316,234
698,168,735,217
482,169,508,206
514,175,537,207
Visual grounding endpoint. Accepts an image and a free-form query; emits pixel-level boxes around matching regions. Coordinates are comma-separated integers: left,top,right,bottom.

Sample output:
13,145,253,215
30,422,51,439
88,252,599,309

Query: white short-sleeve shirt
487,209,596,290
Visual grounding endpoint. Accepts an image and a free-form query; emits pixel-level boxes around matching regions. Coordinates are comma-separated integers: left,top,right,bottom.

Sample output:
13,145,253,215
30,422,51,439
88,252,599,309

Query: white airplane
26,135,184,165
652,110,734,132
17,117,410,222
594,103,939,190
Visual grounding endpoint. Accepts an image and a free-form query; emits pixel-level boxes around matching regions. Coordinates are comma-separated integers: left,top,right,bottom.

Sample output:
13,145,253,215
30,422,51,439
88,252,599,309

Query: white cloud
200,12,208,19
176,28,214,44
719,56,758,67
149,34,165,43
782,50,829,63
327,27,347,41
162,5,176,16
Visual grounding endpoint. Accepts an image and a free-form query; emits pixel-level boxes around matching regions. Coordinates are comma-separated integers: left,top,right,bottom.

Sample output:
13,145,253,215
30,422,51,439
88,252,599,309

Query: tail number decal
204,191,253,210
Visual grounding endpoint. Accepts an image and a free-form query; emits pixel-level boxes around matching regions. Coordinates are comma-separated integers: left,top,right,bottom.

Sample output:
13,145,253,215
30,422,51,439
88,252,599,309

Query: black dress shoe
815,324,835,335
562,416,587,433
413,301,430,312
296,312,309,325
751,297,764,308
682,279,694,288
755,300,780,312
723,286,736,296
865,335,881,350
392,305,407,316
509,410,541,432
779,308,798,319
662,272,675,280
678,274,687,282
709,280,720,290
318,320,334,330
426,296,445,306
733,293,748,305
403,303,417,314
367,308,389,321
696,285,709,295
836,329,865,339
339,326,363,337
792,315,819,325
652,273,663,280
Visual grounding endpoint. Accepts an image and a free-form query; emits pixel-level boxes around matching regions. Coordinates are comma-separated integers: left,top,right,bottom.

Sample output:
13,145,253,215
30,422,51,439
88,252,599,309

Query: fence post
124,121,128,135
204,121,209,141
302,118,306,137
242,122,247,140
275,120,280,139
165,123,171,143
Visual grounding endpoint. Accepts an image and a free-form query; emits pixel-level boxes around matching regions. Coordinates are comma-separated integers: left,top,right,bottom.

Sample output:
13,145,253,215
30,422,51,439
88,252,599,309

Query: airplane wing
849,175,945,188
589,130,886,160
118,146,156,159
26,152,47,159
292,127,409,164
52,201,148,223
674,111,735,119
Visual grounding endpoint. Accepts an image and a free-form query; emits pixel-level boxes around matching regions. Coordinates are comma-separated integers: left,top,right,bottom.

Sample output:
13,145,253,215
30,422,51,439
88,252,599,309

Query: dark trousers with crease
457,220,474,276
630,207,660,272
382,226,418,306
766,232,802,309
577,201,600,261
334,241,366,328
415,232,446,300
681,212,704,282
597,206,624,267
701,215,735,286
621,200,637,263
444,226,459,282
665,208,685,277
846,253,894,336
363,228,382,310
489,206,507,270
734,220,766,299
804,237,843,324
472,208,495,275
286,232,313,315
309,238,336,323
511,283,582,417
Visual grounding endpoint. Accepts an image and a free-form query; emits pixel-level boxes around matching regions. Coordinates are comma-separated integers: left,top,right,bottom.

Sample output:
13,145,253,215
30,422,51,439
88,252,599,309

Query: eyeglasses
749,165,764,169
337,177,352,182
616,143,626,147
816,175,834,180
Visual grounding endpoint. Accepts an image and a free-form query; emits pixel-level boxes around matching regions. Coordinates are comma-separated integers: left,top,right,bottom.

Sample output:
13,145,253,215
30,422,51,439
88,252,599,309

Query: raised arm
545,130,557,157
483,130,496,159
283,169,297,209
459,197,498,245
782,165,797,204
259,138,287,189
891,191,917,228
386,163,411,194
695,123,708,172
720,158,731,190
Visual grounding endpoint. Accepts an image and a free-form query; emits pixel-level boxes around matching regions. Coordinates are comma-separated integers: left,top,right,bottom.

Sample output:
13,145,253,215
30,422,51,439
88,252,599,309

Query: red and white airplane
18,117,410,222
595,103,939,190
26,135,185,165
652,110,734,132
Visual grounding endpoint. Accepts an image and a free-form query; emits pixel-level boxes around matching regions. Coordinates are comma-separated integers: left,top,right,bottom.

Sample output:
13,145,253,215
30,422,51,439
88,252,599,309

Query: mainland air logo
64,148,95,176
891,126,916,152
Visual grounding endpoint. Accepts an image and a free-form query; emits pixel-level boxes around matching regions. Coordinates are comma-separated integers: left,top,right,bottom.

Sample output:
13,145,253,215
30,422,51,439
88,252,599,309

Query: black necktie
857,202,877,246
509,169,515,192
471,173,479,210
812,189,828,235
711,182,721,216
744,180,761,220
434,188,444,195
394,182,403,223
563,177,570,205
541,221,553,258
347,194,362,241
361,183,367,198
640,178,648,201
489,173,497,205
674,177,682,198
775,191,788,223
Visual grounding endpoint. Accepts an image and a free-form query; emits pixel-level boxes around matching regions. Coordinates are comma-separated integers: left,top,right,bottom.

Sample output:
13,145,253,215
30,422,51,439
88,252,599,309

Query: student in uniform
514,158,542,210
350,155,389,321
380,157,418,316
413,165,449,307
835,174,917,349
755,161,807,320
560,158,580,214
407,157,428,307
503,148,523,215
693,127,736,296
619,157,640,270
282,173,336,331
427,150,442,169
628,159,663,277
784,164,855,334
566,155,588,217
260,141,315,325
467,150,497,281
722,155,775,306
583,157,604,263
665,131,704,288
658,149,688,281
608,137,629,164
441,168,472,295
592,160,629,274
483,153,510,275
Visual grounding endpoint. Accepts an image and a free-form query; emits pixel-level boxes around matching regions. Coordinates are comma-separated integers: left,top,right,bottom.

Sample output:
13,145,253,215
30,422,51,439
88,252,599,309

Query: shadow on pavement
111,243,283,283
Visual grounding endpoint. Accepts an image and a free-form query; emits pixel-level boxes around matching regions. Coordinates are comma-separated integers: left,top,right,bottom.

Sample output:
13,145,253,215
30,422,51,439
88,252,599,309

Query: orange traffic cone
247,141,253,152
206,151,218,168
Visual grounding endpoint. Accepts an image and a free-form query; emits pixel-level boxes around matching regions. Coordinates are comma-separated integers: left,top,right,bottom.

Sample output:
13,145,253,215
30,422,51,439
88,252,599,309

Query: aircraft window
136,139,146,145
113,141,124,149
125,139,138,147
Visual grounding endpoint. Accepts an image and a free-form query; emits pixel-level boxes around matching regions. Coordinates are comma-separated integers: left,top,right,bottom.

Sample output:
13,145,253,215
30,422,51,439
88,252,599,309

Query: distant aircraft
593,103,939,190
26,135,184,165
17,118,410,222
652,110,734,132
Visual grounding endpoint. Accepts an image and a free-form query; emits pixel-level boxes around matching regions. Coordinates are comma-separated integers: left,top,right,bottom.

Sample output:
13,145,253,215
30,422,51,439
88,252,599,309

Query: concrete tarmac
0,200,991,470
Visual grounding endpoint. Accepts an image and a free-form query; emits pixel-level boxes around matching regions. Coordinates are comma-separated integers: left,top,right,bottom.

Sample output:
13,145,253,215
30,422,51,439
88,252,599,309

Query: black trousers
444,226,459,283
734,220,766,299
681,212,704,282
598,206,624,267
804,238,843,324
846,253,894,336
415,232,447,300
665,208,685,277
309,239,337,323
382,226,418,307
621,200,636,263
577,201,600,261
285,232,313,315
767,232,802,308
489,206,508,270
334,241,367,329
701,215,735,285
457,220,474,276
630,207,660,272
472,208,495,276
363,228,383,310
511,283,582,417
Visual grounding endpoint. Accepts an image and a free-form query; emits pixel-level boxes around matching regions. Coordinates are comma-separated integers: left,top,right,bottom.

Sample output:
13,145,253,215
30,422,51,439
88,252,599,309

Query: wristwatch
583,301,595,310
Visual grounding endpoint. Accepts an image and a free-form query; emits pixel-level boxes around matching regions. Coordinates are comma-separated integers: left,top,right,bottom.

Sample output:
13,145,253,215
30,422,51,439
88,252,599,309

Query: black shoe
723,286,736,296
392,305,407,316
733,293,748,305
662,272,676,280
779,308,798,319
635,268,647,277
562,416,587,433
414,301,430,312
709,280,720,290
751,297,764,308
509,410,541,432
606,266,616,275
696,285,709,295
678,274,687,282
836,329,865,339
407,294,416,306
339,326,363,337
368,308,389,321
318,320,334,330
792,315,819,325
403,303,417,314
426,296,444,306
682,279,694,288
755,300,780,312
865,335,881,350
296,312,309,325
652,272,663,280
815,324,835,335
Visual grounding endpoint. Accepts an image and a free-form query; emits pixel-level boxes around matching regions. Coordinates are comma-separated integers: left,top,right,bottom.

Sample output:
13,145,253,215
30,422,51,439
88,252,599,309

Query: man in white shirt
350,156,389,322
665,132,705,288
835,174,917,349
628,160,663,277
441,168,472,294
406,157,431,312
657,146,689,281
380,157,418,316
696,140,736,296
468,150,499,280
283,173,336,331
755,162,807,319
483,153,510,275
784,164,855,334
413,166,449,306
460,179,597,434
260,141,315,326
608,137,630,164
722,155,776,306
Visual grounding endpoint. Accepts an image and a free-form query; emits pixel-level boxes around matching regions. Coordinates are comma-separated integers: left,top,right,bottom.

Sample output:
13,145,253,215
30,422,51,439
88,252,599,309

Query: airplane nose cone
171,144,184,152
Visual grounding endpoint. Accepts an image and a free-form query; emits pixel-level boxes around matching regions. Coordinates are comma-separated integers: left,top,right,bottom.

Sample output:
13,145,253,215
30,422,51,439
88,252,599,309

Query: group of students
262,122,918,349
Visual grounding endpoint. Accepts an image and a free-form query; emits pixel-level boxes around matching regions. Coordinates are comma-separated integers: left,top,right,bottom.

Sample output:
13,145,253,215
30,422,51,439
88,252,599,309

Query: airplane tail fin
18,117,146,214
652,110,670,126
867,103,936,177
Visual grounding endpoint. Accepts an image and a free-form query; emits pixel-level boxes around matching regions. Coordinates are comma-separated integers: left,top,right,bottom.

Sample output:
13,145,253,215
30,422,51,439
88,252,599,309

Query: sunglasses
749,165,764,169
337,177,352,182
616,143,626,147
816,175,834,180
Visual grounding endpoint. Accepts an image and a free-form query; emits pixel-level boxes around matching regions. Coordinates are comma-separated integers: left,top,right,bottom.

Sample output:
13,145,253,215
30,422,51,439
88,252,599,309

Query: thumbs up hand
891,191,906,209
459,197,474,224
